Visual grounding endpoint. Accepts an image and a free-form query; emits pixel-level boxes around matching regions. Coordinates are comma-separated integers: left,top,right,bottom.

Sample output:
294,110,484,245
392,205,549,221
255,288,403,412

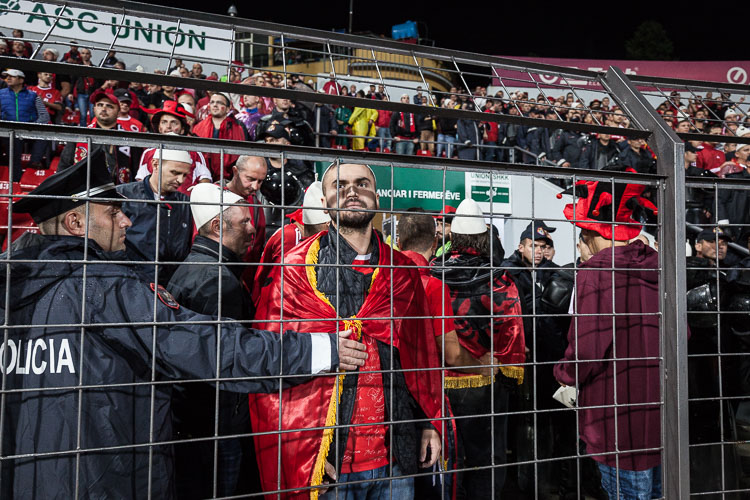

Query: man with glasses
193,92,249,181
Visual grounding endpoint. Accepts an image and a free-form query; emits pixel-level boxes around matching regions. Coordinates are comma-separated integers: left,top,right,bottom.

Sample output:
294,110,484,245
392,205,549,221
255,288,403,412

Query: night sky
152,0,750,62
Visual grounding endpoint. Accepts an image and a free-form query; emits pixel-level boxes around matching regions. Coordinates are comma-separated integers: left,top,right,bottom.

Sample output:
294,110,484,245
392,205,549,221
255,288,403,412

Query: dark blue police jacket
0,234,336,499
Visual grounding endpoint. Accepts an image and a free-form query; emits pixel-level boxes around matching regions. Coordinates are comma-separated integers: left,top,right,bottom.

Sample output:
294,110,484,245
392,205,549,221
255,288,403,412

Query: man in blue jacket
118,148,193,285
0,69,50,179
1,153,367,499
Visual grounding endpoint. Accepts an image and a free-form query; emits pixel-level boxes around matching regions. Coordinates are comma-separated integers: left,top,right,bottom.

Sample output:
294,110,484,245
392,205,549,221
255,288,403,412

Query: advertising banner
492,56,750,88
0,1,233,60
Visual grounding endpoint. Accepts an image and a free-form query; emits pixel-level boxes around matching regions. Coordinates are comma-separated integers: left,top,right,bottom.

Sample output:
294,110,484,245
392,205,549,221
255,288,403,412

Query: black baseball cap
259,123,291,142
520,220,556,244
696,226,733,243
113,88,132,103
14,150,123,224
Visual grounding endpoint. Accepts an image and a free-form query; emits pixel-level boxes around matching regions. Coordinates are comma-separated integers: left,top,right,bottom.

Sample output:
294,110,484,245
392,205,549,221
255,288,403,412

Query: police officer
686,227,735,495
501,220,576,498
1,152,367,499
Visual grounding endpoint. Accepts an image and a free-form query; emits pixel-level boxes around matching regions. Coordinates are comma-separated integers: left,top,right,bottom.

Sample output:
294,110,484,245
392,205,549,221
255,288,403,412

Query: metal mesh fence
6,0,750,498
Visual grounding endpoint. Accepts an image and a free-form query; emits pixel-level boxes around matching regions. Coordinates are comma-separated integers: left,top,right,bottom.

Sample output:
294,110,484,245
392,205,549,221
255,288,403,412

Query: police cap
696,226,733,243
14,150,122,224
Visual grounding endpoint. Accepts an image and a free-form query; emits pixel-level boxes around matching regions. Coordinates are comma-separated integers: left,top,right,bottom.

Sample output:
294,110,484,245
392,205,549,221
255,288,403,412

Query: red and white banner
492,57,750,88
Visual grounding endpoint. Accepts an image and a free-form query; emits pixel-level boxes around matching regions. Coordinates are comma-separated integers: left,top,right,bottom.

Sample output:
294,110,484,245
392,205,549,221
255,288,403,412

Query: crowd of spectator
2,30,750,499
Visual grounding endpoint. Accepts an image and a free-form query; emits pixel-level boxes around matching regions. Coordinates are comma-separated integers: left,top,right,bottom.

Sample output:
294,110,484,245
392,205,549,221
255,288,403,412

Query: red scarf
399,112,415,133
249,232,447,499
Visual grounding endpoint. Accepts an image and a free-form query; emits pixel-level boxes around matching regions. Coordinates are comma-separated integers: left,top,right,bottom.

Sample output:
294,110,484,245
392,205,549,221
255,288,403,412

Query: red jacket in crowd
193,115,248,180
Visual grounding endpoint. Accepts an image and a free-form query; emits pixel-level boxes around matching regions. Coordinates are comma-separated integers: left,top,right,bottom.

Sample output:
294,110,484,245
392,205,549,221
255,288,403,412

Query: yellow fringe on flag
501,365,525,385
444,374,494,389
444,366,525,389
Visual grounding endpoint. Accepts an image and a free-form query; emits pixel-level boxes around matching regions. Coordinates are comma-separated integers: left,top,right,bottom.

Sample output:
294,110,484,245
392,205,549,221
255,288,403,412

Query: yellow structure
262,45,453,93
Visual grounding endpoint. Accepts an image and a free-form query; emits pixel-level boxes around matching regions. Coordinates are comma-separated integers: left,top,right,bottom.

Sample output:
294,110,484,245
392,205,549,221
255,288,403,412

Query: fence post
601,66,690,498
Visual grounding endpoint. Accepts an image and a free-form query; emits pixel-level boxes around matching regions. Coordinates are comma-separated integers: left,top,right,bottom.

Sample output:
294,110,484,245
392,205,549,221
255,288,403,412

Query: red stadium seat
20,168,54,192
0,181,37,249
0,166,8,182
416,149,433,156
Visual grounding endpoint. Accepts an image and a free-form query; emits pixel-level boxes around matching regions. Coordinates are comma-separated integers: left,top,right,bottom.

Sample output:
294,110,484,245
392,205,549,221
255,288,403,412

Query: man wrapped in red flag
250,162,448,499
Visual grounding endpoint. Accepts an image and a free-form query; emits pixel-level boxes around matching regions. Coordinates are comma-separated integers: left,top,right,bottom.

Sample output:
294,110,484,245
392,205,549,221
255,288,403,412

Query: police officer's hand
337,329,367,371
419,429,441,468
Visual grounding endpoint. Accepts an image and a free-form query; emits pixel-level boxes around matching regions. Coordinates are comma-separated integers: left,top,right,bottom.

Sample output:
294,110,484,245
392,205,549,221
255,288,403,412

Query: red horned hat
559,177,657,241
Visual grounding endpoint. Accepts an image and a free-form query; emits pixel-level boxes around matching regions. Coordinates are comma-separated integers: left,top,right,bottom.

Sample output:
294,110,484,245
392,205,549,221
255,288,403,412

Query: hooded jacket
0,234,338,499
553,241,660,471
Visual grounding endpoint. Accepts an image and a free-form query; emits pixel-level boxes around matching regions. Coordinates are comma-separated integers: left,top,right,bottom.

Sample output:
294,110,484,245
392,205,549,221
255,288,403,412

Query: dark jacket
685,166,716,224
718,169,750,230
167,235,252,321
501,250,571,362
580,139,620,170
0,235,336,500
553,241,660,471
549,129,588,168
117,176,193,283
389,111,419,139
166,234,254,482
526,126,551,159
457,119,481,160
616,145,656,173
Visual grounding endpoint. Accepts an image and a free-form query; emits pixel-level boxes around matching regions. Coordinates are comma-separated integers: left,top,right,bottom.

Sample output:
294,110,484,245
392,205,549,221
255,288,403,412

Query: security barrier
1,1,749,498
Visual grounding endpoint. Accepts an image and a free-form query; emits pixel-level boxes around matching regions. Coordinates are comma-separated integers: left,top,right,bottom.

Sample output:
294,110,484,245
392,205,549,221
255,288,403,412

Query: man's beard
335,209,376,230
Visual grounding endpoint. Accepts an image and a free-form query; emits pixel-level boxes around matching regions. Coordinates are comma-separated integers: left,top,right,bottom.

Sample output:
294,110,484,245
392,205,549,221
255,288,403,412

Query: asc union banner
0,1,232,60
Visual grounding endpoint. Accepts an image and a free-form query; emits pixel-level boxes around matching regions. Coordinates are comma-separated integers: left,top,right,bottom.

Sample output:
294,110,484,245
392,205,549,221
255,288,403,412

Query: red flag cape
249,231,447,499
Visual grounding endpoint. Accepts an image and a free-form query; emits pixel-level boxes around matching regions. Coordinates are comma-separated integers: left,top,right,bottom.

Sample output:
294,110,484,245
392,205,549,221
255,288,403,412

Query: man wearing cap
252,181,329,304
112,88,145,132
0,69,51,177
256,96,315,147
554,180,661,499
117,148,194,284
502,220,576,496
429,198,525,498
193,92,249,180
250,162,447,499
136,101,212,195
167,183,259,498
1,153,368,499
59,90,141,184
685,225,737,491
